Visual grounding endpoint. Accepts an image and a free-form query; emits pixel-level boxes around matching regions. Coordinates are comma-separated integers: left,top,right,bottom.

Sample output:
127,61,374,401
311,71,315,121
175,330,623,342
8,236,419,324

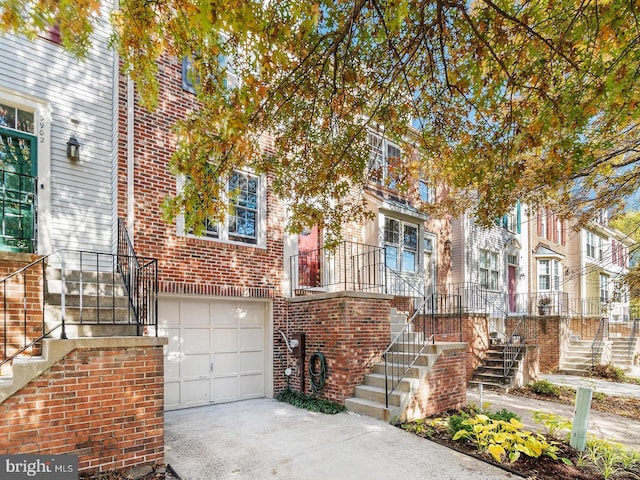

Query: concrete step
557,368,591,376
45,279,128,297
468,380,509,391
354,384,406,407
45,305,134,323
344,396,400,422
382,350,437,367
46,293,130,308
372,362,428,378
363,372,419,392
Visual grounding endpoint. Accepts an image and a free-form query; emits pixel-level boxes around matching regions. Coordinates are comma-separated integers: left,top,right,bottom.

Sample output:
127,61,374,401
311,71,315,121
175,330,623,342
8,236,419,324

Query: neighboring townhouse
528,206,572,314
284,128,448,300
0,12,118,257
567,212,632,322
448,202,529,331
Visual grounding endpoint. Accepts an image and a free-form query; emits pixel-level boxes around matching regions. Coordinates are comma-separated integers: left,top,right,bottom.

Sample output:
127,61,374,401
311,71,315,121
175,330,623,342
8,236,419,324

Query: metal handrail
503,316,526,378
117,219,158,335
382,297,430,408
629,319,639,362
1,246,158,368
289,240,385,296
591,318,609,368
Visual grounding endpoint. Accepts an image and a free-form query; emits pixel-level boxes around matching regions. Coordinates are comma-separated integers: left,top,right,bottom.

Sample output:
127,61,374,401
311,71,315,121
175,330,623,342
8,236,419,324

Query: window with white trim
179,170,264,246
600,274,609,302
418,180,435,204
384,218,418,273
368,131,401,187
586,231,604,260
479,249,499,290
538,259,561,291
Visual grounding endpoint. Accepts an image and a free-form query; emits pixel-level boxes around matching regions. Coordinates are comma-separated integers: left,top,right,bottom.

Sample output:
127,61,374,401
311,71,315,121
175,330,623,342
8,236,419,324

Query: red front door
298,225,321,287
508,265,517,313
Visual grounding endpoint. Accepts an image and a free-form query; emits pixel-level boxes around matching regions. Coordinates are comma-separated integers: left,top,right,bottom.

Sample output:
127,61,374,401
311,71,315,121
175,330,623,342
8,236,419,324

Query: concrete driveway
165,398,515,480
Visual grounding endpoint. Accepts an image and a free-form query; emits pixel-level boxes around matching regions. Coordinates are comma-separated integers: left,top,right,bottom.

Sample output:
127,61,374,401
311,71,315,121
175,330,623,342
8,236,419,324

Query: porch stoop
468,345,523,391
559,339,604,376
345,309,466,422
611,337,639,370
44,267,138,337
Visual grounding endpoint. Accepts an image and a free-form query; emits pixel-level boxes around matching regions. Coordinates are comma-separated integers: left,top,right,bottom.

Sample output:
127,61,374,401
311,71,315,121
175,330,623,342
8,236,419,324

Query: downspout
127,77,135,240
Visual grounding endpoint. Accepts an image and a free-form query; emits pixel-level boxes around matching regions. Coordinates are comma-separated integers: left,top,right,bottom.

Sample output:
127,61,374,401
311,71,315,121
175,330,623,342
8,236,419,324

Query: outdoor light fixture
67,135,80,161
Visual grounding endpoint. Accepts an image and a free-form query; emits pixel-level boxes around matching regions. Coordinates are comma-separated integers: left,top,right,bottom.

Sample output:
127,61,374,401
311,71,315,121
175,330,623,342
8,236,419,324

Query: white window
368,131,401,187
538,259,561,291
418,180,435,204
384,218,418,273
586,231,596,259
479,249,499,290
179,170,264,247
586,231,605,260
600,274,609,302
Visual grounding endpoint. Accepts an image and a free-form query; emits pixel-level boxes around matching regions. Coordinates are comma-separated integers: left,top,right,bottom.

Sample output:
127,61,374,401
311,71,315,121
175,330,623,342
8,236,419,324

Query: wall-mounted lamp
67,135,80,161
519,273,526,281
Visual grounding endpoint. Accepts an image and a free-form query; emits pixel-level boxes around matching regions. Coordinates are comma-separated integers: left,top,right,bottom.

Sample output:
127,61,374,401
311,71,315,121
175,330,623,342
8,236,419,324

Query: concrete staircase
610,337,639,370
44,267,137,337
345,310,441,422
469,345,522,390
559,339,601,375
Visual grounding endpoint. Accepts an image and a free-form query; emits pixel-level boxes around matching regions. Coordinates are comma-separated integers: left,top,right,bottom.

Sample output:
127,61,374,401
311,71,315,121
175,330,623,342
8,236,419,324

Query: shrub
276,389,346,414
529,379,560,396
451,414,561,464
590,364,626,382
490,408,521,423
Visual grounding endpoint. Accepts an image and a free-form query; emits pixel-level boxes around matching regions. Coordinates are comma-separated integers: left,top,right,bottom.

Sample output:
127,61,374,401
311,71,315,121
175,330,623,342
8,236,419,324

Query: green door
0,127,37,253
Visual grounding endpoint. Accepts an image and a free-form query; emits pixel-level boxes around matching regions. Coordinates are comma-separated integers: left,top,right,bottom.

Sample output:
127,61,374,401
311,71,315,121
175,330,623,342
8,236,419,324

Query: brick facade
461,314,490,382
117,56,286,301
284,292,392,403
0,339,165,473
405,345,467,419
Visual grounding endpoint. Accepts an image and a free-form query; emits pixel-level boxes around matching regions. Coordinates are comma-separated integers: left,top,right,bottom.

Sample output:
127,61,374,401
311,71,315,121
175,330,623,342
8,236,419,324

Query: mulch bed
422,427,600,479
405,423,640,480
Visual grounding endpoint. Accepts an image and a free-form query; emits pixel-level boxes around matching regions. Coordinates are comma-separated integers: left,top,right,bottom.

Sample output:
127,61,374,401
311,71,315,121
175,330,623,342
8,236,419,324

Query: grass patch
276,389,346,414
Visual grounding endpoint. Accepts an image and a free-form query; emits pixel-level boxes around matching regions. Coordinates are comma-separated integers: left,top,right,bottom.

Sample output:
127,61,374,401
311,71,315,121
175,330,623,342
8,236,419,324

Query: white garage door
160,296,268,410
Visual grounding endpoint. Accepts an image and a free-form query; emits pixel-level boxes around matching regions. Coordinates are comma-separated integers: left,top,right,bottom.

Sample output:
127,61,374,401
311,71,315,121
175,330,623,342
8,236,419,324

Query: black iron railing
382,297,429,409
591,317,609,367
382,292,462,408
629,319,639,362
1,253,50,367
117,219,158,335
289,241,385,296
503,316,526,378
0,245,158,368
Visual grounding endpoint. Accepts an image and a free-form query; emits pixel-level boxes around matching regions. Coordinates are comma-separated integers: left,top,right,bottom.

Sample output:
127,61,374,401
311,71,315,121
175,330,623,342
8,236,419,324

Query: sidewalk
466,373,640,448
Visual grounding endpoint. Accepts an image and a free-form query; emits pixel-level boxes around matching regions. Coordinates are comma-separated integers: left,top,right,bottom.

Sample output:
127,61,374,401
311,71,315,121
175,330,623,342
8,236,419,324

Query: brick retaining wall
0,337,166,473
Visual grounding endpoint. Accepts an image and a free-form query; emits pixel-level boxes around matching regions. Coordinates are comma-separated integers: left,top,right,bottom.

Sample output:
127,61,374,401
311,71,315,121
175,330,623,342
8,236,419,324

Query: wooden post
570,386,593,451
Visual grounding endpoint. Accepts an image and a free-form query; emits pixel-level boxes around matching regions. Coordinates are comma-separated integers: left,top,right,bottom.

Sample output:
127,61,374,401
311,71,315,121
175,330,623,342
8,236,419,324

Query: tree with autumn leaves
2,0,640,245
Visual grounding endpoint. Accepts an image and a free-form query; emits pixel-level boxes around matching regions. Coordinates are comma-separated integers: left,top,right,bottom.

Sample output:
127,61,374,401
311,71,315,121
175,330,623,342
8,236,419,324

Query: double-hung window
600,274,609,302
384,218,418,273
479,250,499,290
368,131,401,187
181,170,263,246
538,259,561,291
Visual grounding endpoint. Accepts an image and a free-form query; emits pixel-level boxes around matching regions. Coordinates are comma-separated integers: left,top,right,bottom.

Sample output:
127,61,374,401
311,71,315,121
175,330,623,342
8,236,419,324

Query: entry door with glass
0,104,37,253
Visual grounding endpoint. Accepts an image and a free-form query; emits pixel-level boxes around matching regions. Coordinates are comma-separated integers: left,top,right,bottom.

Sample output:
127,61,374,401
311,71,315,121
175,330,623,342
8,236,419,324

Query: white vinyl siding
0,5,117,254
